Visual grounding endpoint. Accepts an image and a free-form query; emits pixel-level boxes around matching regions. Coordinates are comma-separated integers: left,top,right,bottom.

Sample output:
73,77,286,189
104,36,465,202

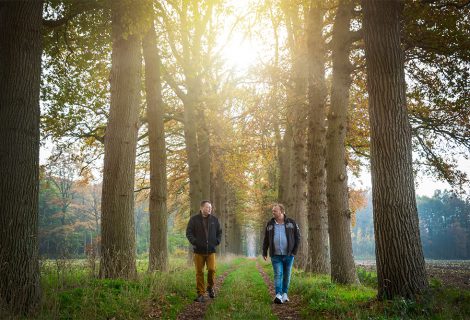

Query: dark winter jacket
186,213,222,254
262,216,300,257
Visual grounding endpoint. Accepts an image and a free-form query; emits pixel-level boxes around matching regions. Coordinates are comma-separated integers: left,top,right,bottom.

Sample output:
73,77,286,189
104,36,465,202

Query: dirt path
256,262,303,320
174,268,232,320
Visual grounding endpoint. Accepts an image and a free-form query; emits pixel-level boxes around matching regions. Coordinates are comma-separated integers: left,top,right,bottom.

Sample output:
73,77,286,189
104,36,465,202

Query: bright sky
350,157,470,197
217,0,272,73
220,33,260,72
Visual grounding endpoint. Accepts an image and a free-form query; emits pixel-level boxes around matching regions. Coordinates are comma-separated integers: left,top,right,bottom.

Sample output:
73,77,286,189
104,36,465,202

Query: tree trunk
0,1,42,315
363,0,428,298
290,121,308,267
226,189,238,254
306,1,330,274
100,1,141,279
326,0,358,284
143,21,169,272
290,50,309,269
183,97,203,217
278,125,293,205
281,0,309,268
213,172,226,255
197,110,211,199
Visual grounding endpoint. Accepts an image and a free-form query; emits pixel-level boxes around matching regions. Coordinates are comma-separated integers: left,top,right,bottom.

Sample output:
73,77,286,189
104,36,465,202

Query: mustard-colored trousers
193,253,216,296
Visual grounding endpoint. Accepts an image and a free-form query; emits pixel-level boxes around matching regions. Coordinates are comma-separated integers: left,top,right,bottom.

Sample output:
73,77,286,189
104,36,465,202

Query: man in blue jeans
262,203,301,304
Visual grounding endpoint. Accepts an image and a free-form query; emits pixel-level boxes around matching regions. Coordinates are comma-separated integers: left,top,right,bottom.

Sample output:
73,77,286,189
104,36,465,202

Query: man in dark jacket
262,203,300,304
186,200,222,302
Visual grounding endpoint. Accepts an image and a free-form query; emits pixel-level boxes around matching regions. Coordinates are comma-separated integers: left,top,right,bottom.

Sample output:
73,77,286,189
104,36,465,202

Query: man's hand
263,256,267,261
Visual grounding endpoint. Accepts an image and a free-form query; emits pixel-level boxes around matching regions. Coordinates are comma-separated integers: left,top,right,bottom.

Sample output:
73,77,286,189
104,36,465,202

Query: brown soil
175,269,231,320
356,260,470,290
256,262,303,320
426,261,470,290
145,269,232,320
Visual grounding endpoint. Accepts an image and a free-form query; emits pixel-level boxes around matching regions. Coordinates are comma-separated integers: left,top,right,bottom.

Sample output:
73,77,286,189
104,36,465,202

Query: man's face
272,205,283,220
201,202,212,217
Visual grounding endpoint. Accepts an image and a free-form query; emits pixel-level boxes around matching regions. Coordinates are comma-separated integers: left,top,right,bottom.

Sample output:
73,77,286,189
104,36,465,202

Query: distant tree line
38,171,189,259
353,190,470,260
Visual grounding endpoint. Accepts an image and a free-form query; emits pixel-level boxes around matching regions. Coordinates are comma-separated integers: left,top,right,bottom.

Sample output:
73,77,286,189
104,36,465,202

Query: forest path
170,258,311,319
175,266,235,320
202,258,277,319
256,261,304,320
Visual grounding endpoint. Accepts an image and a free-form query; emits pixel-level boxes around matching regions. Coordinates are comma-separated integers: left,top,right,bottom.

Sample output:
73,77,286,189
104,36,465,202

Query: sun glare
222,34,260,71
217,0,266,72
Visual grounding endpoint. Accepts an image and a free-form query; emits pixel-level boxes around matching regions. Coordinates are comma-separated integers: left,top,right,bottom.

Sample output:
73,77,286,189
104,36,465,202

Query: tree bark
278,125,293,207
180,1,205,218
183,98,203,217
363,0,428,298
281,0,309,268
326,0,358,284
306,0,330,274
143,21,169,272
100,1,141,279
226,188,239,254
290,115,308,268
213,171,227,255
0,1,43,315
197,110,211,199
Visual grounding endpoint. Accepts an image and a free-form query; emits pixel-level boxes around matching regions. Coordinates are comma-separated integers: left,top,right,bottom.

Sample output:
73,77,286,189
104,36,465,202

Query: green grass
205,258,276,320
152,255,240,319
30,256,240,320
260,262,469,320
36,258,168,319
10,257,469,320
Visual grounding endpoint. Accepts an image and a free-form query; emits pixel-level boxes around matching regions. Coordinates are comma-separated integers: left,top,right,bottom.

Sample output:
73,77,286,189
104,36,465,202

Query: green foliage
41,1,111,171
403,1,470,190
168,232,188,254
357,267,378,288
418,190,470,259
352,190,470,260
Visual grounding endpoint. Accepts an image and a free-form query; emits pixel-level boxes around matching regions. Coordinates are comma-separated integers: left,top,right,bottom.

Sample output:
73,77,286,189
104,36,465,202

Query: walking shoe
282,293,289,303
207,287,215,298
194,295,205,302
273,293,283,304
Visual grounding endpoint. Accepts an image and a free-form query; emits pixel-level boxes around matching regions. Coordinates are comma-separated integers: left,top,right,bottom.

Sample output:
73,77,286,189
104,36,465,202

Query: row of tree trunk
0,0,429,315
276,0,358,283
275,0,428,299
100,0,243,277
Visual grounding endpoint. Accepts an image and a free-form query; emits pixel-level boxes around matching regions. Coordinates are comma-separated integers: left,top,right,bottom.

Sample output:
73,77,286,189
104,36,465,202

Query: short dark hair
200,200,211,207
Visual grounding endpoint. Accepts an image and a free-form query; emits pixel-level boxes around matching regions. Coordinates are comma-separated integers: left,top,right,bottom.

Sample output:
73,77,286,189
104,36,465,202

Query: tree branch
161,65,188,103
43,0,105,29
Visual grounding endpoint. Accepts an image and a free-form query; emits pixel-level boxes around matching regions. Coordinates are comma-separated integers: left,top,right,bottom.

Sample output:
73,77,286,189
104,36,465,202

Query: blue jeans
271,255,294,295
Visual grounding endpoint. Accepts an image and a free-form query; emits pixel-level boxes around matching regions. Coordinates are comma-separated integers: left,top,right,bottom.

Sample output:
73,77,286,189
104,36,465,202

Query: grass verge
32,256,237,320
261,262,469,319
